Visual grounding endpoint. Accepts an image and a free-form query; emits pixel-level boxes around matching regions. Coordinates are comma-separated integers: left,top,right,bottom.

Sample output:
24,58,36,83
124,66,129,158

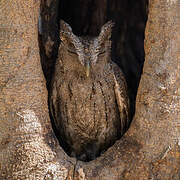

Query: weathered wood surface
0,0,179,179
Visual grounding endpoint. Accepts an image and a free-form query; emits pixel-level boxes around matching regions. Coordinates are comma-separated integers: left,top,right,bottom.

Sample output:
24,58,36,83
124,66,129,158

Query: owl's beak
85,61,90,77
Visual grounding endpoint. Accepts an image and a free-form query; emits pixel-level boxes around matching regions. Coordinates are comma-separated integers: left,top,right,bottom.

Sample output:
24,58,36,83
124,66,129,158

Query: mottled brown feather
50,20,130,161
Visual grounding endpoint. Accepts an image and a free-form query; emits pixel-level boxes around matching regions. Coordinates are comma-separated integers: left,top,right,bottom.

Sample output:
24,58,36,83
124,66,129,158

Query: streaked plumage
50,20,130,161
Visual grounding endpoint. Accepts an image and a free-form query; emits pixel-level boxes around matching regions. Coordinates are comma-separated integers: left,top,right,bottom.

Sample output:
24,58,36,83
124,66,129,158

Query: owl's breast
58,76,120,143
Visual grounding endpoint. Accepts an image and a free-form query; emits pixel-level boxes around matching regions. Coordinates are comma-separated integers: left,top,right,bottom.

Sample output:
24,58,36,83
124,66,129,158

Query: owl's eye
98,51,106,56
61,41,77,55
66,42,77,55
67,49,78,56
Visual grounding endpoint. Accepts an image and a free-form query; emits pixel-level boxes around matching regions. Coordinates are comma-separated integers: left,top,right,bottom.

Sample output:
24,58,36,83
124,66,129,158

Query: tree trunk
0,1,74,179
0,0,179,179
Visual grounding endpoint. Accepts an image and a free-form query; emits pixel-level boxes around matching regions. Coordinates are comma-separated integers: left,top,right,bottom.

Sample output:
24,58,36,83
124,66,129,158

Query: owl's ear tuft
60,20,74,42
99,20,115,42
60,20,73,33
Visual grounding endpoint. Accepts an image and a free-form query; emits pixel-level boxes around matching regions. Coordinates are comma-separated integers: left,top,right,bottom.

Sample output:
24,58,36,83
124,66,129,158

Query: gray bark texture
0,0,180,179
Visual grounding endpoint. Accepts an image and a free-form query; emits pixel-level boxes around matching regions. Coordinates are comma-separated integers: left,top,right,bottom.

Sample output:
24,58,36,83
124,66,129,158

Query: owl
50,20,130,161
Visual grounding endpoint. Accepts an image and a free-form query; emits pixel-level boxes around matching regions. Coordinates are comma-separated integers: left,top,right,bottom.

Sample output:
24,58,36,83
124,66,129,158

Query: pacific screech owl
50,20,130,161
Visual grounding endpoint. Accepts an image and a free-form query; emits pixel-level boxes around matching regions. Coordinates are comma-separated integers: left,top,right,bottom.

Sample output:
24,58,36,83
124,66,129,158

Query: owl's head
59,20,114,78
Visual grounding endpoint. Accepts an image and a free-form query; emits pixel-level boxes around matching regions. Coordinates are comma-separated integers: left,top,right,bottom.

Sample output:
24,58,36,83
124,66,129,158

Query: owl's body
50,20,129,161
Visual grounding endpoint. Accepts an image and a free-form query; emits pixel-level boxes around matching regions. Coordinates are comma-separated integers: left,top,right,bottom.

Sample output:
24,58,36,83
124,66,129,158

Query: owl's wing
49,78,59,127
112,62,130,135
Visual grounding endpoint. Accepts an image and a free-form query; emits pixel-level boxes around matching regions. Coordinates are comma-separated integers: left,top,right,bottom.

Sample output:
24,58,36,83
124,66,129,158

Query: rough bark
0,1,74,179
73,0,180,179
39,0,60,89
0,0,179,179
